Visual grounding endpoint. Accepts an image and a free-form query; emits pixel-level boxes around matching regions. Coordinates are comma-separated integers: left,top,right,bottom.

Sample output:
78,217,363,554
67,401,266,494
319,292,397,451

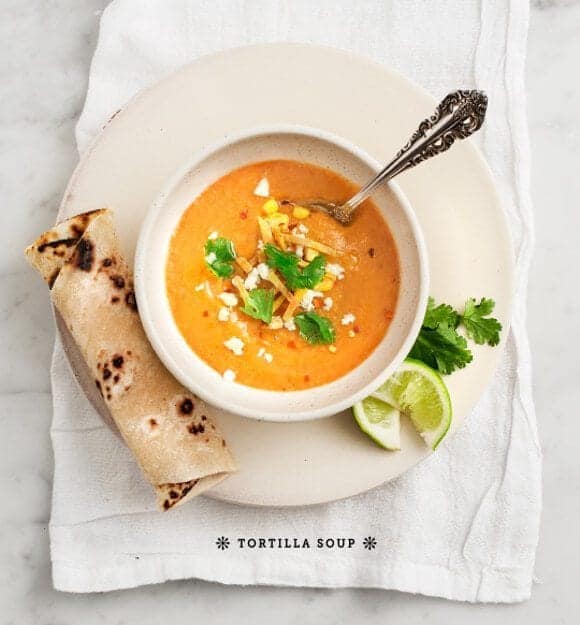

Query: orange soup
166,160,400,390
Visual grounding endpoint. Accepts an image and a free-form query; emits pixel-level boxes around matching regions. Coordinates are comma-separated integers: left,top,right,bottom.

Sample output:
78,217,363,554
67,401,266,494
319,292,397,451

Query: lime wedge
353,397,401,450
372,358,452,450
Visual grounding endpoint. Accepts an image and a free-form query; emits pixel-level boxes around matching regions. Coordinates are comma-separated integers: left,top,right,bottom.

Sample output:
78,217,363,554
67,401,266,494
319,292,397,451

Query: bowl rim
135,123,429,421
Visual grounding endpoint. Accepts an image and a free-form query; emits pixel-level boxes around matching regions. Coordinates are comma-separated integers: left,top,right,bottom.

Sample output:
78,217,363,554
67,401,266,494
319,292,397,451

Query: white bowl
135,125,428,422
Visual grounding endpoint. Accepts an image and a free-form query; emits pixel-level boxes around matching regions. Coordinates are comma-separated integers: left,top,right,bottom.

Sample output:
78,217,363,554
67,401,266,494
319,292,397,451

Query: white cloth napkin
49,0,541,602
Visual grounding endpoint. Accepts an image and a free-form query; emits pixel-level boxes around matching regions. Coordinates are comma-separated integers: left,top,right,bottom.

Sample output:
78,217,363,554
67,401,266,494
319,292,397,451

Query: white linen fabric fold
49,0,541,602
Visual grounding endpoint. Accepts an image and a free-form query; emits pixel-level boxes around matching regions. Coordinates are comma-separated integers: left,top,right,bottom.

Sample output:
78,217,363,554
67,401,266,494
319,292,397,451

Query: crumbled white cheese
268,316,283,330
223,369,236,382
204,282,214,299
295,245,304,258
237,321,249,336
194,282,206,292
224,337,245,356
323,297,333,311
348,329,356,338
257,348,274,363
257,239,265,250
253,177,270,197
229,310,238,323
296,223,309,234
326,263,345,280
208,231,219,240
284,318,296,331
341,313,356,326
256,263,270,279
219,292,238,307
217,307,230,322
301,289,324,311
244,267,261,291
205,252,217,265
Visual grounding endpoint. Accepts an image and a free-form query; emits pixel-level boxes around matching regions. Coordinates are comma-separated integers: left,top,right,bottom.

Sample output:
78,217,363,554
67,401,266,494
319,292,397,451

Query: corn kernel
304,247,319,262
292,205,310,219
262,198,279,215
316,277,335,292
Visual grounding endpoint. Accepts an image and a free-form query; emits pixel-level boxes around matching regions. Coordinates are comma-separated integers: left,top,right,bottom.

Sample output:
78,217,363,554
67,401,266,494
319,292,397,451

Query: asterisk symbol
363,536,377,550
215,536,230,550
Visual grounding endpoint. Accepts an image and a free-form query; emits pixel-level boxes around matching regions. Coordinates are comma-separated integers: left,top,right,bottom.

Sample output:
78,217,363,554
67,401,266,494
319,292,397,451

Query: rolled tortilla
26,209,236,510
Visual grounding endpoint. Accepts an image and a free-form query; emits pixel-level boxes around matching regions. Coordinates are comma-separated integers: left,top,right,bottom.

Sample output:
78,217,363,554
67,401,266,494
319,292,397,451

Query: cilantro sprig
461,297,502,346
264,243,326,290
409,297,502,375
241,288,275,323
204,237,236,278
295,312,336,345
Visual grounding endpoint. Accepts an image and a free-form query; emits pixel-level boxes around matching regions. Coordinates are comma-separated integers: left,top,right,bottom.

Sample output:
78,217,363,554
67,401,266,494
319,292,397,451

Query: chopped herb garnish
409,320,473,375
460,297,502,346
241,288,275,323
408,296,502,374
295,312,336,345
264,243,326,290
205,237,236,278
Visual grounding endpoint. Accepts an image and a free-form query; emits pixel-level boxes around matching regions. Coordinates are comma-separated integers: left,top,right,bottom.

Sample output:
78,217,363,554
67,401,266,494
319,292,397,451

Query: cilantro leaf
460,297,502,346
409,323,473,374
409,296,502,374
205,237,236,278
423,297,460,330
295,312,336,345
264,243,326,290
241,288,274,323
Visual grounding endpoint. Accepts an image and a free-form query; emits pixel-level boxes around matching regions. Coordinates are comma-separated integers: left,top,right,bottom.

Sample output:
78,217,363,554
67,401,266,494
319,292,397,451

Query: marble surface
1,0,578,622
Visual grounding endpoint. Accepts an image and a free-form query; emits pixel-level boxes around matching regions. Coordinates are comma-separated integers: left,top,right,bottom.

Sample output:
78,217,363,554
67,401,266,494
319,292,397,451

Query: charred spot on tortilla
125,291,137,311
201,415,207,421
95,379,103,397
37,237,78,254
149,418,157,428
111,296,120,304
110,275,125,289
112,355,124,368
102,366,112,380
179,398,194,415
73,238,94,271
102,258,113,268
161,479,199,510
113,374,120,384
188,422,205,435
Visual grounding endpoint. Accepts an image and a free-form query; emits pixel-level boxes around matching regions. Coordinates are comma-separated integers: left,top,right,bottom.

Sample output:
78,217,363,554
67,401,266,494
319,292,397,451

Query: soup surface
166,160,400,390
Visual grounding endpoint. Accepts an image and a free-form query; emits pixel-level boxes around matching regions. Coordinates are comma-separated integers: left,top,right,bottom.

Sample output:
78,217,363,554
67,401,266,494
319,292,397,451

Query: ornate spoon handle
342,90,488,217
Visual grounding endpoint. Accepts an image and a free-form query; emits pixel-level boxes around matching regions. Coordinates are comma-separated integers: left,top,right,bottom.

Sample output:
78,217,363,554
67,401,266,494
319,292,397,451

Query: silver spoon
293,90,488,225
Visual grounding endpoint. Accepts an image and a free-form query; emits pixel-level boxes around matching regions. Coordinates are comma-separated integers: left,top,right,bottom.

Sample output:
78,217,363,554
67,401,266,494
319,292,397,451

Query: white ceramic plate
59,43,513,507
